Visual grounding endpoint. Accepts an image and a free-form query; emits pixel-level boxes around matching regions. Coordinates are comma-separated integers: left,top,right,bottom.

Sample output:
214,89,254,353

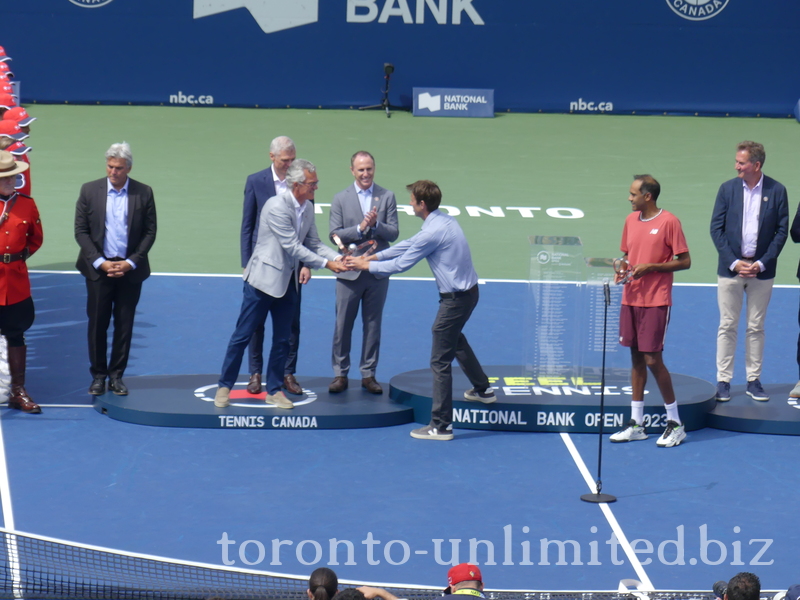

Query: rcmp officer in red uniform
0,150,43,413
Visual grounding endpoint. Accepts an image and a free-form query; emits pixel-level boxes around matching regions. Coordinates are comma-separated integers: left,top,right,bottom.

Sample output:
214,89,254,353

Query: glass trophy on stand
523,236,628,381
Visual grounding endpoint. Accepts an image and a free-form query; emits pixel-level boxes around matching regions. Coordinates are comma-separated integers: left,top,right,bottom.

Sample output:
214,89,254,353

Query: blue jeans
219,281,297,395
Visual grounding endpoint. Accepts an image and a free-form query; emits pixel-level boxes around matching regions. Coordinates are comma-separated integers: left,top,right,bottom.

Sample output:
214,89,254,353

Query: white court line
0,411,22,596
30,269,800,288
559,432,655,591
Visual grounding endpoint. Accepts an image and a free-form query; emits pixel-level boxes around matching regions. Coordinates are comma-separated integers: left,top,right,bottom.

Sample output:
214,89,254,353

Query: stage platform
389,365,714,433
90,369,800,436
92,375,413,429
706,382,800,435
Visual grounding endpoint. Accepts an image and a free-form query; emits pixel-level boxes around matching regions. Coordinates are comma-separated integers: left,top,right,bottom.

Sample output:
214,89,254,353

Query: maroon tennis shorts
619,305,670,352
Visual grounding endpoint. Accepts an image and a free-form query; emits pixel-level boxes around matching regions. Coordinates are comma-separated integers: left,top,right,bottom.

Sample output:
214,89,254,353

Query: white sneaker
410,425,453,441
657,420,686,448
610,420,648,443
464,387,496,403
214,386,230,408
266,391,294,409
790,381,800,399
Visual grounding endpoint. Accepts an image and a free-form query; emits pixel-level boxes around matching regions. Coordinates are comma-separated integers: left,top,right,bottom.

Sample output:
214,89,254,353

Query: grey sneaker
790,381,800,399
746,379,769,402
657,420,686,447
715,381,731,401
214,386,230,408
464,387,496,403
410,425,453,441
610,420,648,443
266,391,294,409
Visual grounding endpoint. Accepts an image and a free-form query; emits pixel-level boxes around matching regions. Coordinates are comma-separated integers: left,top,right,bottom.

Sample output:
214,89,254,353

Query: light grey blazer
329,183,399,281
244,190,339,298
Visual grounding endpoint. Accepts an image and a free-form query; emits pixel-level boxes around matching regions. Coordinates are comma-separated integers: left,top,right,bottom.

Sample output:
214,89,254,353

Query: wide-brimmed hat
0,150,29,178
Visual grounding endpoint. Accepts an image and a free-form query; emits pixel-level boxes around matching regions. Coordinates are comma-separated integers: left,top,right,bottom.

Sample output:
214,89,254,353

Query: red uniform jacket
0,193,43,305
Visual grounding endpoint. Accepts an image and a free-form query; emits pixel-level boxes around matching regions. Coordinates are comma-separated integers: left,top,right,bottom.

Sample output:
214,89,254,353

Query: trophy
613,257,633,285
330,234,378,257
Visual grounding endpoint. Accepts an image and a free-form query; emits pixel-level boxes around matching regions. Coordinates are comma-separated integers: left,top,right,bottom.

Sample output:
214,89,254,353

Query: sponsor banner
413,87,494,118
3,1,799,116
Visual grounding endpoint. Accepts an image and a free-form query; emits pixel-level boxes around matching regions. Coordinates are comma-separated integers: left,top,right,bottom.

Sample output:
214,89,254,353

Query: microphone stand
581,281,617,504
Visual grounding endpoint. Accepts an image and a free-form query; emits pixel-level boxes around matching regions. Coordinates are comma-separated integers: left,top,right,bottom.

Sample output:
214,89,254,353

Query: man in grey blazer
328,151,399,394
216,159,346,409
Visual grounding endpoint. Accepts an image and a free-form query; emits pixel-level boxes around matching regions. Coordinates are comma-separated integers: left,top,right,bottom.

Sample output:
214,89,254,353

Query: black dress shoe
108,378,128,396
361,377,383,394
329,376,348,393
89,377,106,396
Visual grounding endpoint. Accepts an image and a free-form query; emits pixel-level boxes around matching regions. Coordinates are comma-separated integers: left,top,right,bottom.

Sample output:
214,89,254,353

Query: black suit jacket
74,177,157,283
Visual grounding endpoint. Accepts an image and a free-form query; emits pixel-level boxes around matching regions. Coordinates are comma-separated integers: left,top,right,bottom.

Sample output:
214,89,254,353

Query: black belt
2,248,29,264
439,285,477,300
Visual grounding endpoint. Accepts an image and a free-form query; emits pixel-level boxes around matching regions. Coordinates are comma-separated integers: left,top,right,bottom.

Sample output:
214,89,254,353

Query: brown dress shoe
246,373,262,394
361,377,383,395
283,374,303,395
9,386,41,414
329,376,349,393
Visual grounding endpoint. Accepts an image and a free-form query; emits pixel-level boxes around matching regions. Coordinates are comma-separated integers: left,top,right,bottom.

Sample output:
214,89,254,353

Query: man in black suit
74,142,157,396
240,136,307,396
710,141,788,402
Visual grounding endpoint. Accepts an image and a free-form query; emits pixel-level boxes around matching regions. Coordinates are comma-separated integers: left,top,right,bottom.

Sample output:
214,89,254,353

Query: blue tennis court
0,272,796,592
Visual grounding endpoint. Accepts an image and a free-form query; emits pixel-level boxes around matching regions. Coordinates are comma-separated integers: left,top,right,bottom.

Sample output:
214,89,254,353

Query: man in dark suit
328,151,398,394
710,141,788,402
75,142,157,396
241,136,308,396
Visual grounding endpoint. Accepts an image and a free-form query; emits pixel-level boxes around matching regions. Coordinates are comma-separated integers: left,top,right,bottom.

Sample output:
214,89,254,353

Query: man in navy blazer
241,136,308,396
328,151,398,394
710,141,788,402
75,142,157,396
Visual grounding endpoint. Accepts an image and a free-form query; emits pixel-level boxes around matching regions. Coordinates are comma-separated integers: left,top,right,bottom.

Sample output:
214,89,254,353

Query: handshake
327,234,378,274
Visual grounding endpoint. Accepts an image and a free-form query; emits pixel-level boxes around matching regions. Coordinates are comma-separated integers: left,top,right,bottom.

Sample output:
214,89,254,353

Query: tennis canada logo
69,0,114,6
665,0,729,21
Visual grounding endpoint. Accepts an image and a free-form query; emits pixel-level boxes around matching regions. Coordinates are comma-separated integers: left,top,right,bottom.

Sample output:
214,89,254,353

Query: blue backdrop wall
5,0,800,116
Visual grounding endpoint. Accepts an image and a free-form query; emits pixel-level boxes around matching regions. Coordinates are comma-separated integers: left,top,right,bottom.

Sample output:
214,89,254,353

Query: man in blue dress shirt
75,142,157,396
347,180,493,441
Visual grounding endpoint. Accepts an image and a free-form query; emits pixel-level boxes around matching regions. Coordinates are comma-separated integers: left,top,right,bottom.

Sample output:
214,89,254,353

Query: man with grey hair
711,140,788,402
240,136,309,396
75,142,157,396
216,159,346,409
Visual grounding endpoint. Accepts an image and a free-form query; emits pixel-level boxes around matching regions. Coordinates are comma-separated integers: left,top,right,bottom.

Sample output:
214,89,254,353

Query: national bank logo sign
193,0,483,34
193,0,318,34
414,88,494,118
665,0,729,21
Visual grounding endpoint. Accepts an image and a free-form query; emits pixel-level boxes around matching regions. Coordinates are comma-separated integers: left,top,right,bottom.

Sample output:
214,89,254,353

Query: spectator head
725,572,761,600
331,589,366,600
444,563,483,594
307,567,338,600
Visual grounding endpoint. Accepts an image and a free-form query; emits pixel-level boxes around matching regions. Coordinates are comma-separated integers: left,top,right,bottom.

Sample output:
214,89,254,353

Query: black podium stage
389,366,714,433
93,375,413,429
91,368,800,435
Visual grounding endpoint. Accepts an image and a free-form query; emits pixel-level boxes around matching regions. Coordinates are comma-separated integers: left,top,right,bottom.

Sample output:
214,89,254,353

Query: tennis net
0,528,779,600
